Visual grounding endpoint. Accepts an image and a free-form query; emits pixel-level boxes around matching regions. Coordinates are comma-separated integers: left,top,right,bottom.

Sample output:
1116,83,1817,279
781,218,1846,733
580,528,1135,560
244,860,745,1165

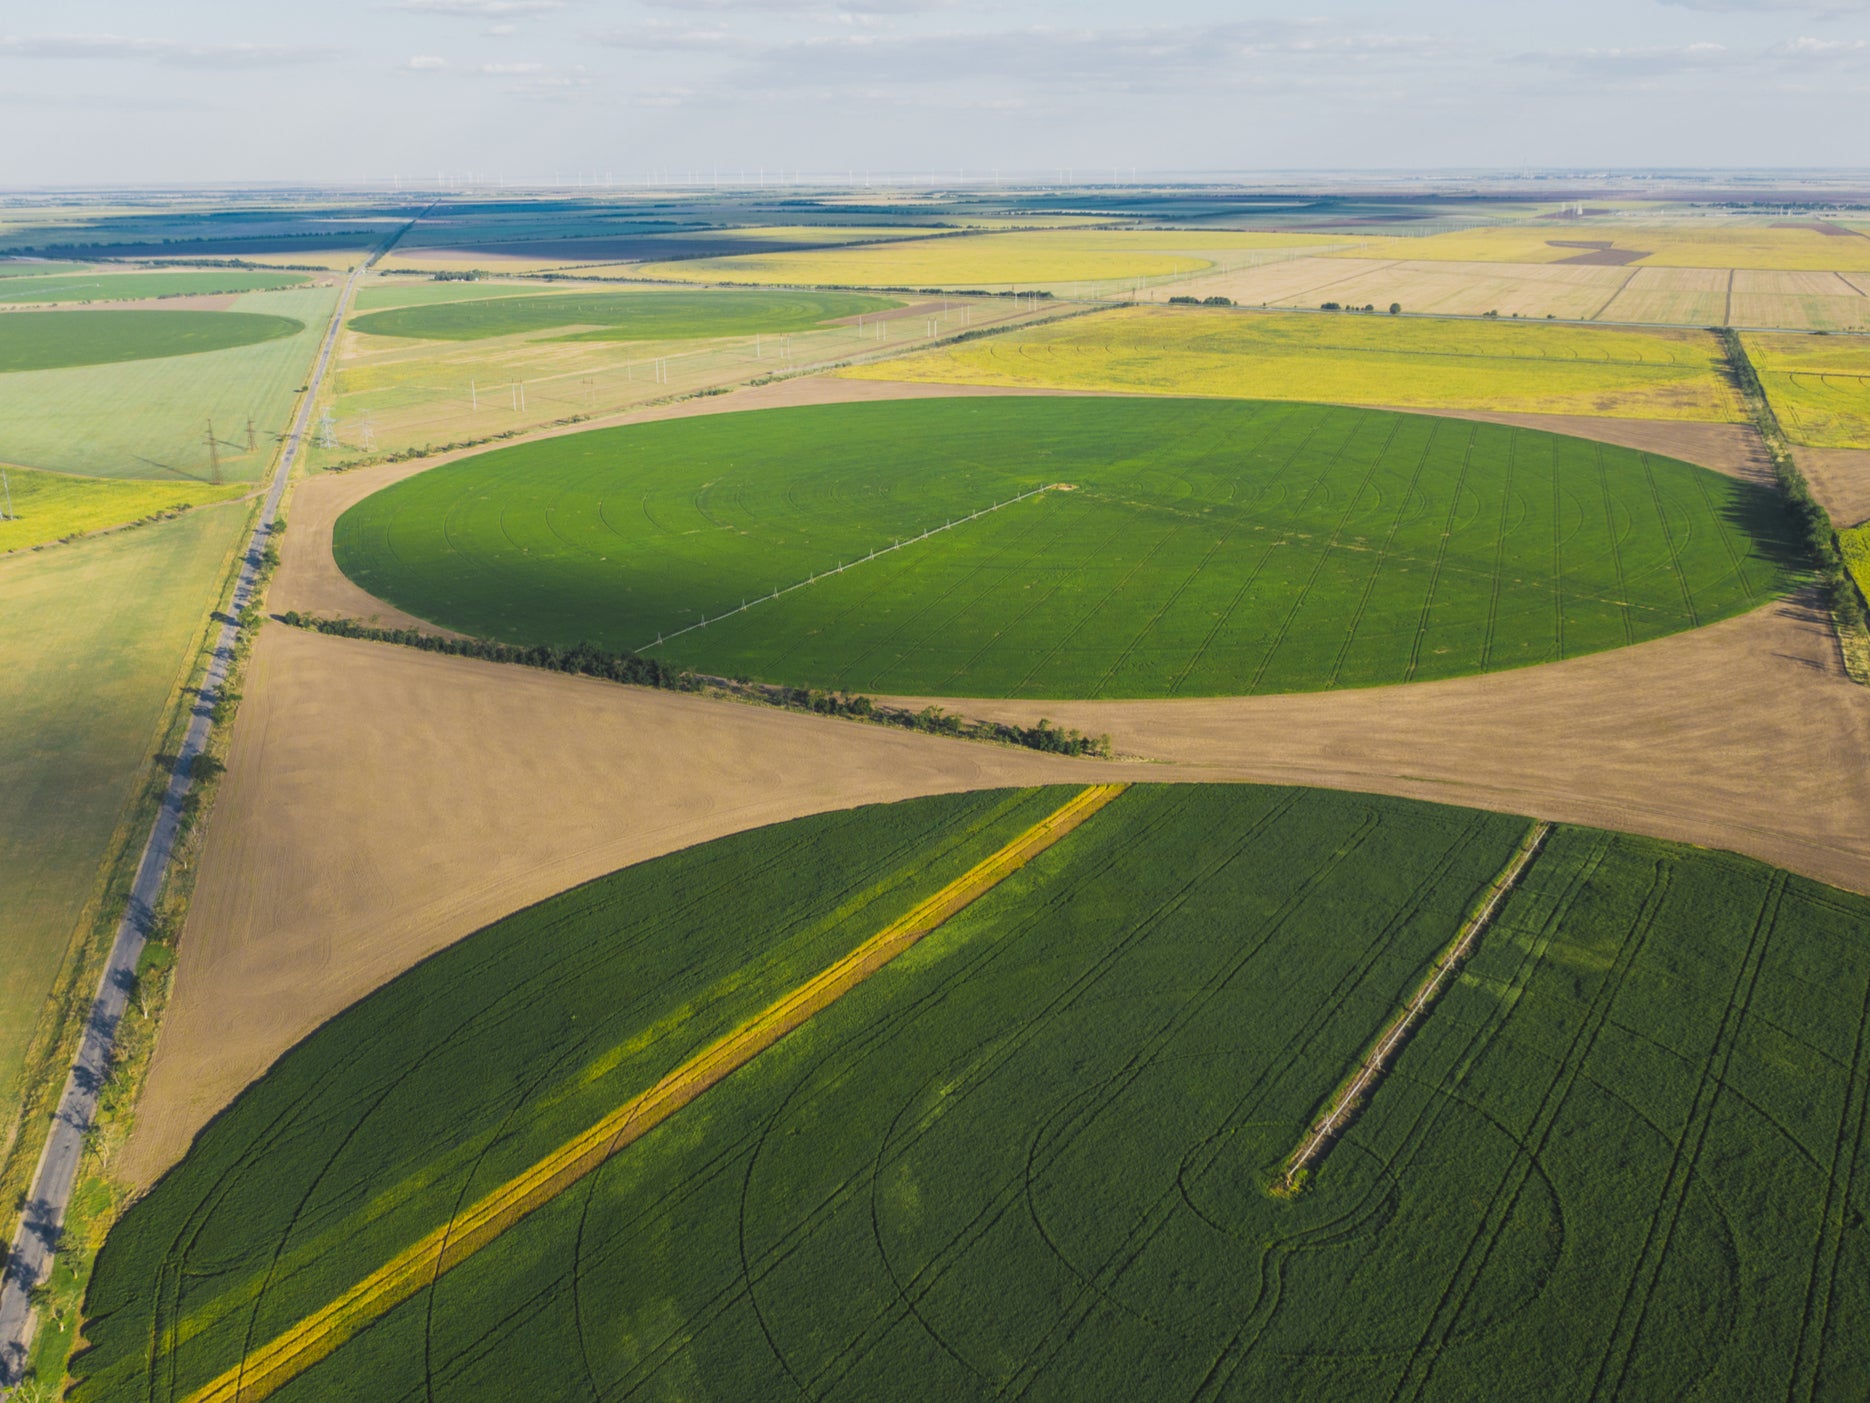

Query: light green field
0,260,89,278
0,283,336,480
0,309,301,373
348,288,894,342
844,305,1745,421
0,502,248,1142
1742,331,1870,448
0,271,311,304
0,465,245,552
351,280,569,311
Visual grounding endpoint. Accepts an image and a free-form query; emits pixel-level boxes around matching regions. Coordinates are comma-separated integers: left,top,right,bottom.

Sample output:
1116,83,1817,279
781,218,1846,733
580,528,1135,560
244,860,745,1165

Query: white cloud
480,60,548,72
0,33,339,66
1775,33,1869,53
1658,0,1868,12
406,53,450,69
390,0,565,15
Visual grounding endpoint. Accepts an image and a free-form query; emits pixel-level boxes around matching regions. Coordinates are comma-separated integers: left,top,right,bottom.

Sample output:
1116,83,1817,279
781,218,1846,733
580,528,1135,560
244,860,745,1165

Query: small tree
1389,302,1401,315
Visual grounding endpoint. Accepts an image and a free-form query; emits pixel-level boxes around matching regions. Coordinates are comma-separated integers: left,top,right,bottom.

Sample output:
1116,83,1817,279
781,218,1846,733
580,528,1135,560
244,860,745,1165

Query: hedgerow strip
1718,329,1870,681
276,612,1113,758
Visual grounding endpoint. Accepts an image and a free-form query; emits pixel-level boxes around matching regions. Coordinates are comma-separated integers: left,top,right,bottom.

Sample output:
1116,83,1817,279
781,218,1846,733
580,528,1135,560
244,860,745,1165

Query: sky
3,0,1869,186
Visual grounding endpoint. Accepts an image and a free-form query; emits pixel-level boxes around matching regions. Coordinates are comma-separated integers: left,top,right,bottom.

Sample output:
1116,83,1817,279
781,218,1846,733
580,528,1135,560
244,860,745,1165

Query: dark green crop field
0,270,310,304
75,786,1870,1401
0,308,304,373
346,288,895,341
334,397,1796,698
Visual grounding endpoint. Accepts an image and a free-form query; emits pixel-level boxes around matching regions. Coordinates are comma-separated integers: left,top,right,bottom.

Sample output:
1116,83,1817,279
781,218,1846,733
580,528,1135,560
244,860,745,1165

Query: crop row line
638,483,1057,653
1281,821,1552,1190
179,784,1128,1403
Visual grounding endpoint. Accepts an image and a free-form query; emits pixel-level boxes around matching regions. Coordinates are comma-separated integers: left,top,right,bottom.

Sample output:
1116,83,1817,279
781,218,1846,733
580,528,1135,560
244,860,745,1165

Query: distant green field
0,503,247,1149
351,280,563,311
0,308,301,373
0,464,244,551
0,270,310,304
347,288,895,342
335,397,1795,698
0,284,336,480
0,260,90,279
76,786,1870,1401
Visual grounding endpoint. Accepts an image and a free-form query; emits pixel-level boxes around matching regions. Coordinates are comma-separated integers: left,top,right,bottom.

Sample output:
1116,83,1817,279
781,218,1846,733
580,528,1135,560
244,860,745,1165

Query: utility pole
246,416,256,453
206,420,222,485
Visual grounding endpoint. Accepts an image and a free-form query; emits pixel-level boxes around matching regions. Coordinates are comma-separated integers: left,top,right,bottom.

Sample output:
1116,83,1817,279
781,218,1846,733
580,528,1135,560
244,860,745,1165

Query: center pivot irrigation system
641,482,1062,652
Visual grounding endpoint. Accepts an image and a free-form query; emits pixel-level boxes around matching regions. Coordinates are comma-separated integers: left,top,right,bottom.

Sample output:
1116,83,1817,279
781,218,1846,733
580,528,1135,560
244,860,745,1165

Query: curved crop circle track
335,396,1796,699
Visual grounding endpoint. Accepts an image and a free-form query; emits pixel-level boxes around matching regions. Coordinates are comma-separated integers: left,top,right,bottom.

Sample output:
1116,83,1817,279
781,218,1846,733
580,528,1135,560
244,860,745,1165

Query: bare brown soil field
120,628,1134,1186
276,375,1093,628
1795,446,1870,525
1371,408,1773,484
878,589,1870,898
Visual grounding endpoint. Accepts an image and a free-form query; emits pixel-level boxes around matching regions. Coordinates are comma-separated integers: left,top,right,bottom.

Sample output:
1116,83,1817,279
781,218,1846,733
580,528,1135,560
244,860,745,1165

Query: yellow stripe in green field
183,782,1129,1403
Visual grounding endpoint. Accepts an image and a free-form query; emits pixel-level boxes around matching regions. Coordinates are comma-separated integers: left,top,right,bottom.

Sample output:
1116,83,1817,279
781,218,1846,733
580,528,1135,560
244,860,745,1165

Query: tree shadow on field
1720,477,1812,581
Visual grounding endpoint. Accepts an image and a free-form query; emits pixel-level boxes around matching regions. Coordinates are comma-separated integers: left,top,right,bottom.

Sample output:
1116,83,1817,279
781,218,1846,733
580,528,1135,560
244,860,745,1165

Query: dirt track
120,628,1135,1186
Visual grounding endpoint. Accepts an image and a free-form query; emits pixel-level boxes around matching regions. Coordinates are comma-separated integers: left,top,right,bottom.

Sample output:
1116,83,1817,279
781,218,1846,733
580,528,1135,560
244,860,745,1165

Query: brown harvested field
1794,446,1870,525
1595,266,1730,325
120,627,1137,1186
1372,408,1772,483
277,374,1098,628
877,589,1870,899
1140,255,1402,307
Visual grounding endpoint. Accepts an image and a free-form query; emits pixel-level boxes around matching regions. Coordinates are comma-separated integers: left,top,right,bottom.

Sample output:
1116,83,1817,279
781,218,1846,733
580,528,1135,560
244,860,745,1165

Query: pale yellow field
1729,269,1870,332
314,295,1044,465
1248,258,1627,320
841,304,1743,421
0,465,245,552
1744,331,1870,448
1348,223,1870,272
1596,267,1730,326
637,229,1354,292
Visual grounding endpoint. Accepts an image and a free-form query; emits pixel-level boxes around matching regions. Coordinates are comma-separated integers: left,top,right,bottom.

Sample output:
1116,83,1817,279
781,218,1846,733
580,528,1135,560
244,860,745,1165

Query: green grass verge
0,284,336,481
0,502,251,1157
333,396,1797,699
0,271,311,305
0,465,246,552
0,309,302,373
75,785,1870,1400
347,289,897,342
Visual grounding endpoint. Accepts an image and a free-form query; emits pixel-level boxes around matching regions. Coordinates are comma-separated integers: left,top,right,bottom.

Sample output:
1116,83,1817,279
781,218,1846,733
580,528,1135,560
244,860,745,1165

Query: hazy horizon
6,0,1870,187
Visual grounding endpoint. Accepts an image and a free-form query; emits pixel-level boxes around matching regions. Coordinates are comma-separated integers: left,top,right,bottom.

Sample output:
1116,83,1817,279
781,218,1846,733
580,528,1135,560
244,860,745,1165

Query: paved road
0,224,410,1388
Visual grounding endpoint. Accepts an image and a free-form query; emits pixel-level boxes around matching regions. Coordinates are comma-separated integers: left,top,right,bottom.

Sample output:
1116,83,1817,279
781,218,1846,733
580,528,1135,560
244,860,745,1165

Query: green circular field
74,786,1869,1402
335,397,1794,699
346,287,896,342
0,308,303,372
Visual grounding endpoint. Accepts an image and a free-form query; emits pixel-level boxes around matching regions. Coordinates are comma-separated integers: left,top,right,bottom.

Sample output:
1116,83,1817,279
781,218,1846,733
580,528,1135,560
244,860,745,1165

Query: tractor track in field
172,785,1127,1403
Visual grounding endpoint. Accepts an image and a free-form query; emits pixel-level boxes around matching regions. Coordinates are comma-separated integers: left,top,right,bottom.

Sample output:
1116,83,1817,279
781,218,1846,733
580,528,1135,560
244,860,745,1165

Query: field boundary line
1282,820,1551,1189
639,482,1055,653
180,783,1129,1403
